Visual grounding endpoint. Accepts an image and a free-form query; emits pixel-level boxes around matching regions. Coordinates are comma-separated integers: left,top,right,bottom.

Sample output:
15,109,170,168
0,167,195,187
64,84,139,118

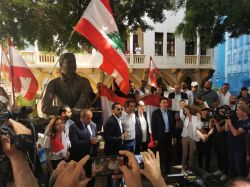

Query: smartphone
85,155,126,177
85,154,144,178
135,155,144,169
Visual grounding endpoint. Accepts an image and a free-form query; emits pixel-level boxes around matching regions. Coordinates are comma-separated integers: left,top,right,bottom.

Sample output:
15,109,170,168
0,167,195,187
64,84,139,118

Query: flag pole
150,56,171,89
0,45,3,83
8,38,16,106
38,29,75,101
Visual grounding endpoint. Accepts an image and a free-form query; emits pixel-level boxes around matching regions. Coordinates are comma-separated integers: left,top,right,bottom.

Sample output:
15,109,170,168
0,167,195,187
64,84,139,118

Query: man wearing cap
226,104,250,177
238,87,250,100
42,53,93,117
191,81,199,104
217,83,231,106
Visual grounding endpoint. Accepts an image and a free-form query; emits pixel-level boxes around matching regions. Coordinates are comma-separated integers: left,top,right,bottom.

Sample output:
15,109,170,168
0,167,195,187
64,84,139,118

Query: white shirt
217,90,231,106
121,111,136,140
139,114,147,142
181,89,194,105
44,132,70,160
87,124,93,137
113,114,123,133
180,109,202,142
135,47,142,54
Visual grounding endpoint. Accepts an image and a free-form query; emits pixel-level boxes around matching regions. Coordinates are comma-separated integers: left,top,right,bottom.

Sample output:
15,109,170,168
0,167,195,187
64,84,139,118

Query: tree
0,0,184,53
176,0,250,48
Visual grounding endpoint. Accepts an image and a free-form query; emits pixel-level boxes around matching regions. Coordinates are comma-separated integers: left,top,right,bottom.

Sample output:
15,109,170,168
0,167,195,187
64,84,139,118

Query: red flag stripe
100,0,113,15
74,18,129,93
100,85,127,105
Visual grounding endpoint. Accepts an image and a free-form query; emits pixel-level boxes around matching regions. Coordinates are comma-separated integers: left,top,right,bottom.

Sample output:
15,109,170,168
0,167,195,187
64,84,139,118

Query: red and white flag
148,56,158,88
74,0,129,94
100,85,127,123
4,40,38,100
1,46,11,81
100,85,161,147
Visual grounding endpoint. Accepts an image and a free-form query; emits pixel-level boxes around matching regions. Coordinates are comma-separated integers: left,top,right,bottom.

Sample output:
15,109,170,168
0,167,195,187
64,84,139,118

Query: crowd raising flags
0,39,38,101
74,0,129,94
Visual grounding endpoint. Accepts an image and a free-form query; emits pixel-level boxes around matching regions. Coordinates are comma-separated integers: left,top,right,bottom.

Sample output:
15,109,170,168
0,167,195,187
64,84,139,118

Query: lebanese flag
100,85,127,124
148,56,158,88
143,94,161,148
100,85,161,148
1,46,11,81
74,0,129,94
7,40,38,100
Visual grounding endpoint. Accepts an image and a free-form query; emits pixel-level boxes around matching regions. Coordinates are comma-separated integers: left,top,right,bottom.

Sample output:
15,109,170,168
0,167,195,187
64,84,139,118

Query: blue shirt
161,109,169,132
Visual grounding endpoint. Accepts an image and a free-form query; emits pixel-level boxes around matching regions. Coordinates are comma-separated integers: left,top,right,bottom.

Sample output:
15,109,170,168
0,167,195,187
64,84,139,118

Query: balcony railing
20,51,56,64
126,54,145,65
20,51,212,68
185,55,211,66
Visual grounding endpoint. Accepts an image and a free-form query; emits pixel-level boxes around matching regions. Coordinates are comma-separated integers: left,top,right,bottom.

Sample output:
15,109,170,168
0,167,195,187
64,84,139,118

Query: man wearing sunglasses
103,102,126,156
103,102,127,187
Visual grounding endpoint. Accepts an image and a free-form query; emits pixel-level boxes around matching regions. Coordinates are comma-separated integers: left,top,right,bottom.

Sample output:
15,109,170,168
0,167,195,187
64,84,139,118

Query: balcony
20,51,213,69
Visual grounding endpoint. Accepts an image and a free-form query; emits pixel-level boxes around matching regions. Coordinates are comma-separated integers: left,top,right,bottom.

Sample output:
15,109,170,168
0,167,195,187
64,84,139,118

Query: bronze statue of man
41,53,93,116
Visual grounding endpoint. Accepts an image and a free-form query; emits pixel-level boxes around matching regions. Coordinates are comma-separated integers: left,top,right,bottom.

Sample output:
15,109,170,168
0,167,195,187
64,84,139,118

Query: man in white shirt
121,99,137,152
58,106,74,139
135,44,142,54
181,82,194,105
217,83,231,106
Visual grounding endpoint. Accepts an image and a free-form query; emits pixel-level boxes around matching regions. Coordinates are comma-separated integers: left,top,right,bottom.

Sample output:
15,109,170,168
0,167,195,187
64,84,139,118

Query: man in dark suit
103,102,126,187
103,102,126,155
168,84,188,165
135,100,150,154
151,97,176,175
69,109,98,161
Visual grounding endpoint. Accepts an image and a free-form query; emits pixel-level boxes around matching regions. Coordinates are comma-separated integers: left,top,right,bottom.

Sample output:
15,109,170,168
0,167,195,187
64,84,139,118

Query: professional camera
207,105,233,121
207,107,219,120
0,107,37,186
217,105,234,120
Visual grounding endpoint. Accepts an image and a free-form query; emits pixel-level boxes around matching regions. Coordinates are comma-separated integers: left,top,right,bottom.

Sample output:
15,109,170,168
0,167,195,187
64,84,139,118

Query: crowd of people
1,53,250,187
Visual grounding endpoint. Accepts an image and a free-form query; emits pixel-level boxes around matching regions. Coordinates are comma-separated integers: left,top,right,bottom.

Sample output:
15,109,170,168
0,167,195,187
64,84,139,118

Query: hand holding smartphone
84,154,144,178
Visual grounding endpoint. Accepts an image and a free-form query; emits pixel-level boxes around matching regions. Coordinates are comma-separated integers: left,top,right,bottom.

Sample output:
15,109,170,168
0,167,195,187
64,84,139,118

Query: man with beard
181,82,194,105
103,102,127,155
58,106,74,140
103,102,127,187
229,95,237,111
196,80,219,108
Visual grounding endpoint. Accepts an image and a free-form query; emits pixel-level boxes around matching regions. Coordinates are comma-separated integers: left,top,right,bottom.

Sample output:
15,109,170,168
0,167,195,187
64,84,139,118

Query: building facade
1,8,215,97
213,34,250,95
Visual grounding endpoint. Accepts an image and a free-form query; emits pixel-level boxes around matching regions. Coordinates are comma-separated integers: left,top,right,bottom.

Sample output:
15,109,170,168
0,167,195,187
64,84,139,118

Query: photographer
226,105,250,177
209,106,230,181
0,119,39,187
196,107,214,172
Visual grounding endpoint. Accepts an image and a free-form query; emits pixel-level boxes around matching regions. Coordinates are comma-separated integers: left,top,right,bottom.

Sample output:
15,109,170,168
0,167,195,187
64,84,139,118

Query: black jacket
103,115,123,155
168,92,188,100
69,121,97,161
151,109,176,144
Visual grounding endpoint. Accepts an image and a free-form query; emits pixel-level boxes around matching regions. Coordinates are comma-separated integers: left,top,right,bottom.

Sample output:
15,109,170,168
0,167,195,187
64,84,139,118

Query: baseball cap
191,81,198,87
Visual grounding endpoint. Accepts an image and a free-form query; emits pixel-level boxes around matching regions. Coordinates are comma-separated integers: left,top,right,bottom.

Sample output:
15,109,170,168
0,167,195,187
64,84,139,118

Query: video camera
208,105,234,121
0,107,36,185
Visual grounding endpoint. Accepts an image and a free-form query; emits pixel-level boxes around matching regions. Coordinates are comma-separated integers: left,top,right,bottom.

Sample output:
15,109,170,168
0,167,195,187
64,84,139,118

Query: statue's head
59,53,77,76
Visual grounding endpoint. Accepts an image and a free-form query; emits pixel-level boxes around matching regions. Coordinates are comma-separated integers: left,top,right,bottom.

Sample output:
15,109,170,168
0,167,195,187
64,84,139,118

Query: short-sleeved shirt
228,118,250,153
197,89,219,108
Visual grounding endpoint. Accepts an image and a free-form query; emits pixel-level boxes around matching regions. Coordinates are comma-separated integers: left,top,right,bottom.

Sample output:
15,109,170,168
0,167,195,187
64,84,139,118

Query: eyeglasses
116,108,123,111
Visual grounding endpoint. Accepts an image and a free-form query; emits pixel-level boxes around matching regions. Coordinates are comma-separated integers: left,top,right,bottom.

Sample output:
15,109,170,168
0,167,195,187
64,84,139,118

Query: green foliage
176,0,250,48
0,0,182,53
